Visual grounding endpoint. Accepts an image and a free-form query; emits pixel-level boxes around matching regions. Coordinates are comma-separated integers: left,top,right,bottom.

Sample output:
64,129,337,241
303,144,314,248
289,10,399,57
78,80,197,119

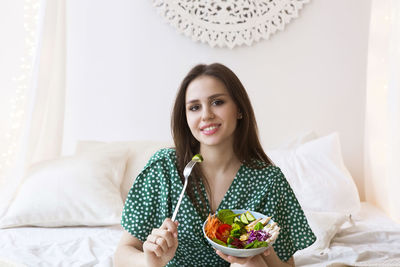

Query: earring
237,113,243,119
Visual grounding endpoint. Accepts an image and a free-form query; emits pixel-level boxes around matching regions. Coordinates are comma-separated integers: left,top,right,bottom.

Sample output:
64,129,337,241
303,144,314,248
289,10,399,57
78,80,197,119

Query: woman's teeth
203,126,218,131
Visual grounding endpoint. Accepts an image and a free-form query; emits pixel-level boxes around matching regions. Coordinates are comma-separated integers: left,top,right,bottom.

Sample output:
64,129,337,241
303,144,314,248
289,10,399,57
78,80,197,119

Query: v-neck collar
201,164,245,214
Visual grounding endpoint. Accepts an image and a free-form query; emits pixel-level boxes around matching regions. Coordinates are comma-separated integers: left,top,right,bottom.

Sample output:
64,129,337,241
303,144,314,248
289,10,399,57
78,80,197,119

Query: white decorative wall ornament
152,0,310,49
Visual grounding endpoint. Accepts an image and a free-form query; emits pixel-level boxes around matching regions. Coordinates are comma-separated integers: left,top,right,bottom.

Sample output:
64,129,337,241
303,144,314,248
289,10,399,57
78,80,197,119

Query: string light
0,0,41,184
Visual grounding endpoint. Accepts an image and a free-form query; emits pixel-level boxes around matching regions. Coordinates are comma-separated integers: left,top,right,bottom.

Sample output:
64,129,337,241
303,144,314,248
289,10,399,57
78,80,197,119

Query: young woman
114,63,316,267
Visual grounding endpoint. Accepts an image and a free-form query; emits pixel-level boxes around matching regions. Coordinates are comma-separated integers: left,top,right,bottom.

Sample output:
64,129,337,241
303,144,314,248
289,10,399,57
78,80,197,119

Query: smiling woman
114,63,316,267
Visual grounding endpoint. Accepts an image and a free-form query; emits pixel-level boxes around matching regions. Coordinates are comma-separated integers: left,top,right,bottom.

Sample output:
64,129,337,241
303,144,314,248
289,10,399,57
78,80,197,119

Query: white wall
65,0,371,200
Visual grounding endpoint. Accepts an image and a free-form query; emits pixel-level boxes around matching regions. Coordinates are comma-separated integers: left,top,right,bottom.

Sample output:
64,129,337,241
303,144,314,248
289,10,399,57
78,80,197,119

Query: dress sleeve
265,167,316,262
120,149,174,242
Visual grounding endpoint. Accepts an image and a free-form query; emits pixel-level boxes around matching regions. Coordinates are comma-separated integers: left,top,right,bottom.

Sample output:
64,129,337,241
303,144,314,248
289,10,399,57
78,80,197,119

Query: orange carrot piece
204,214,222,240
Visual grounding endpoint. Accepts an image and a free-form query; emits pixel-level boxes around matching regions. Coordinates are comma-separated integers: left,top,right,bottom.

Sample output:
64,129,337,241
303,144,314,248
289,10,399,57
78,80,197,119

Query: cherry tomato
216,224,232,243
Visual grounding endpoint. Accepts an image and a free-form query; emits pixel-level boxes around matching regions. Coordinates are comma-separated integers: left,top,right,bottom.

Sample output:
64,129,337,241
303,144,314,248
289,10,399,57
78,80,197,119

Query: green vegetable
226,237,234,245
192,154,203,162
230,223,242,237
212,238,227,246
244,241,255,249
254,222,264,231
245,211,256,222
231,223,241,230
217,209,238,225
240,213,249,224
253,241,269,248
233,219,244,228
230,228,241,238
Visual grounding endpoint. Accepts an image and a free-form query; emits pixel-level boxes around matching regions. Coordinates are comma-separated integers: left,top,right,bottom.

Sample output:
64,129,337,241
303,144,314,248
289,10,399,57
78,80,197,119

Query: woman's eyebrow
208,93,226,100
186,93,227,104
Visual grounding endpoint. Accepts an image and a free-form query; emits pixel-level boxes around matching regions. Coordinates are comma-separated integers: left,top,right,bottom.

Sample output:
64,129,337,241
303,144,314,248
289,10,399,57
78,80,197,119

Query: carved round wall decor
152,0,310,48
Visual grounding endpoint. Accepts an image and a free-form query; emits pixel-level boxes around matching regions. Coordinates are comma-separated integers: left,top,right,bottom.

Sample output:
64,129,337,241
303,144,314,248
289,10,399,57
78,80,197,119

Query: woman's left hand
215,248,271,266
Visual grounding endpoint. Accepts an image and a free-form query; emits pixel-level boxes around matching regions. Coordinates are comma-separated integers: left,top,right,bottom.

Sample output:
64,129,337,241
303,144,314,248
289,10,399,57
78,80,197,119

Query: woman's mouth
201,124,220,135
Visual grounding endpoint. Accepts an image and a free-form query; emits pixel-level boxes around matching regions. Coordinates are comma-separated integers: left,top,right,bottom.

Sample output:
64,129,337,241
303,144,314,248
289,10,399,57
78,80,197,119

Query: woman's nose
202,107,215,120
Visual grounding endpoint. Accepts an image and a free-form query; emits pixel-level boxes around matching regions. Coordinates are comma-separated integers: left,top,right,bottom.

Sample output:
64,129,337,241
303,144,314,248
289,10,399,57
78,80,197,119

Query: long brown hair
171,63,273,218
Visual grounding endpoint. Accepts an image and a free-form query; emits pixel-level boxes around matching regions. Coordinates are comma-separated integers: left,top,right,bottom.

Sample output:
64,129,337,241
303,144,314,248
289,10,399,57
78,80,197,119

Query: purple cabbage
246,230,271,244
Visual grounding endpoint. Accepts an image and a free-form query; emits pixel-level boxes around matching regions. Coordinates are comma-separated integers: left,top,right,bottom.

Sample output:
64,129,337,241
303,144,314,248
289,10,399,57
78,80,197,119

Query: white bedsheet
0,225,123,267
1,203,400,267
295,202,400,267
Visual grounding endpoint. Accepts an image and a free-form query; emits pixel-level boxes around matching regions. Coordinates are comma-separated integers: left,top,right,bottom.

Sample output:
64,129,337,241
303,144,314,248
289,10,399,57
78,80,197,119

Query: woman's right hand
143,218,179,267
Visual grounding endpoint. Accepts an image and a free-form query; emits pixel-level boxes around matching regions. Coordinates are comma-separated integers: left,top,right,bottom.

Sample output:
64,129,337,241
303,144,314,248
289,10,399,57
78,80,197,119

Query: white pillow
0,148,128,228
76,140,172,202
267,132,360,215
267,132,361,250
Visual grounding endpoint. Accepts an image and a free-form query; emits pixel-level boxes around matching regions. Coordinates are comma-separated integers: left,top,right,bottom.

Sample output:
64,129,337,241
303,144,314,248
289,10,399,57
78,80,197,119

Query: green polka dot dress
121,148,316,266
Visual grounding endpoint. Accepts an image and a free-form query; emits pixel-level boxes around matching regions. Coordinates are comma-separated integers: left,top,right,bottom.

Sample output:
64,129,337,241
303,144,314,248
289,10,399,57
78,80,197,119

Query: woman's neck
199,143,240,173
199,142,241,212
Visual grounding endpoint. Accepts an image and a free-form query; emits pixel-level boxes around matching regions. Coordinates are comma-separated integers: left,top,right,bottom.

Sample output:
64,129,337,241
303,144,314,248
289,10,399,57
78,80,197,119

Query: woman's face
185,75,240,148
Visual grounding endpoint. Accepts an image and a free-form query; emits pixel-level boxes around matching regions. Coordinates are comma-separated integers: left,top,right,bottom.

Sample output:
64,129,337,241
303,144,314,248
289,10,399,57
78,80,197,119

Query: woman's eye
188,105,200,111
212,99,224,106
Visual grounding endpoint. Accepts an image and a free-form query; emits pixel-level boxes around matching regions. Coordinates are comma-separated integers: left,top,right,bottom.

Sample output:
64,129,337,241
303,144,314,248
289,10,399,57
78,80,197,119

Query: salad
204,209,280,249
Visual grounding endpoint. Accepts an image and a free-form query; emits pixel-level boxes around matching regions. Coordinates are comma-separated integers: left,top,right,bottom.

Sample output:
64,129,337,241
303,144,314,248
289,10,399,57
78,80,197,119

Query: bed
1,133,400,267
1,202,399,267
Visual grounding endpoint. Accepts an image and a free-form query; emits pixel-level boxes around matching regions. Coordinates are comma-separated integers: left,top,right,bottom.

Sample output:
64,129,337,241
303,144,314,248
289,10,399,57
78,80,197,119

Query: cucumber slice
192,154,203,162
240,213,249,224
245,211,256,222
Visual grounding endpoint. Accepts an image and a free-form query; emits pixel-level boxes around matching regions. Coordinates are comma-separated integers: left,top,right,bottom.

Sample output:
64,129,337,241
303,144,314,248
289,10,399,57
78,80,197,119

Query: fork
171,154,203,221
